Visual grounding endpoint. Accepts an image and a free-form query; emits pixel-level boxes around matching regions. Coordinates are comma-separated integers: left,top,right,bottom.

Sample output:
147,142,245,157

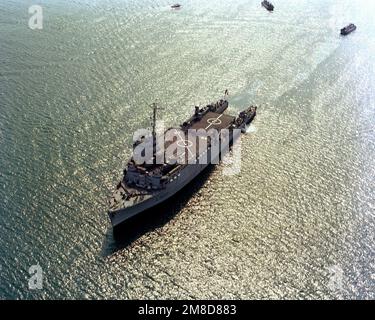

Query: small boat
340,24,357,36
261,0,274,11
237,106,257,133
171,4,181,9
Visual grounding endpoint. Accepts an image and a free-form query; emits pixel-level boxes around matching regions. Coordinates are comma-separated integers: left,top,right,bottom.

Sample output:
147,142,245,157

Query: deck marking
205,114,223,130
172,129,195,161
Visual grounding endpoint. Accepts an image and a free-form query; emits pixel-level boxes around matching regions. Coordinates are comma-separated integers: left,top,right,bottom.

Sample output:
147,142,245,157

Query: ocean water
0,0,374,299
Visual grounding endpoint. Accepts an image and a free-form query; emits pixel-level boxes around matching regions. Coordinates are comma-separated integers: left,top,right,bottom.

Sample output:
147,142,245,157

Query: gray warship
108,92,257,227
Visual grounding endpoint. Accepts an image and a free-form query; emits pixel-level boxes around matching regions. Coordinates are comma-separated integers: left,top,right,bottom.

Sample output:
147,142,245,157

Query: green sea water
0,0,374,299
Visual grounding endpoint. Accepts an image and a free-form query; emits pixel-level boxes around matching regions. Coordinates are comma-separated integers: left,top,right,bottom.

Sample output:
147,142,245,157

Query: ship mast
151,102,158,138
150,102,163,159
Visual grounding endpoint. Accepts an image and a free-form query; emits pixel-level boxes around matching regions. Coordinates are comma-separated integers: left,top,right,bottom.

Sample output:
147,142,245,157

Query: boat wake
245,124,257,134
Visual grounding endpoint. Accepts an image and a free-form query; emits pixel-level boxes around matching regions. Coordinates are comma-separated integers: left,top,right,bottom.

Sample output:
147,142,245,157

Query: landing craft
341,24,357,36
261,0,274,12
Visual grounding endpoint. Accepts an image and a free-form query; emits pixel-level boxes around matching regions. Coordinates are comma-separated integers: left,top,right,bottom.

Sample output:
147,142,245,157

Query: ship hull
109,162,210,227
341,26,356,35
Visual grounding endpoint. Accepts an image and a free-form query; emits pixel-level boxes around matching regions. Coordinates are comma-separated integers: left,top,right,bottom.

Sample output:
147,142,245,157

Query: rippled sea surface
0,0,374,299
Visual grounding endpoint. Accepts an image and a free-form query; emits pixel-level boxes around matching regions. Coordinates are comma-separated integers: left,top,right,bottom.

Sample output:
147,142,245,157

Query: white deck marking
205,114,223,130
170,129,195,162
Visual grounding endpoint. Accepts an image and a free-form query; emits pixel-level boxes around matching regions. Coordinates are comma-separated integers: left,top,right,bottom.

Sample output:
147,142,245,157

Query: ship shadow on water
101,165,216,256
